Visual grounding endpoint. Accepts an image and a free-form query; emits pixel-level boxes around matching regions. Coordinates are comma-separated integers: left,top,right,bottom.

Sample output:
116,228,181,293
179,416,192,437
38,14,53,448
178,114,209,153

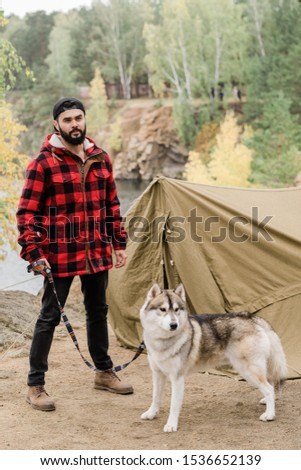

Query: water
0,180,150,294
115,179,149,215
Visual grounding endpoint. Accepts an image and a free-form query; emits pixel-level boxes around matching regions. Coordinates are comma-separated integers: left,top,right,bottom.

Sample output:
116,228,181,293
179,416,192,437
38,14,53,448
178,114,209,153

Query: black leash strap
112,341,146,373
27,261,145,373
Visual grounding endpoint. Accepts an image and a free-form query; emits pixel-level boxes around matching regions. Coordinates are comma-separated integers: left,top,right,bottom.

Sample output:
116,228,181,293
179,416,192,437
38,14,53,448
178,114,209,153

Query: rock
112,105,189,180
0,277,86,352
0,290,40,350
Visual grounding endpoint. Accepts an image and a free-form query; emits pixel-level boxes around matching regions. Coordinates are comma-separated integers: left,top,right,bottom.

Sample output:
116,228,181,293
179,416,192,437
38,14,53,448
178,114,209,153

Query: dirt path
1,318,301,451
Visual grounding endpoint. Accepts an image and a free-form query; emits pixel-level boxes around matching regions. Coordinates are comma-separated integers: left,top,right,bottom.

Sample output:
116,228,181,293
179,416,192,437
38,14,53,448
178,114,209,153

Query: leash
0,276,42,291
27,260,145,374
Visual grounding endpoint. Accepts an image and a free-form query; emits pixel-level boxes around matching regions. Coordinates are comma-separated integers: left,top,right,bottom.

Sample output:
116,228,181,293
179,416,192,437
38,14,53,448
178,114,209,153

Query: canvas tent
107,177,301,379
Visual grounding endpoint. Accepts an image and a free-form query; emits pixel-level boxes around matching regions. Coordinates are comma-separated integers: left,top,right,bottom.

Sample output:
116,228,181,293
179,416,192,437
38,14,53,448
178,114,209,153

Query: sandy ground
1,316,301,452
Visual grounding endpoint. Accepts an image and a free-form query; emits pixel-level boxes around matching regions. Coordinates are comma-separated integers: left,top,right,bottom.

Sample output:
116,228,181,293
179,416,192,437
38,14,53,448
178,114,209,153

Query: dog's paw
259,412,275,421
141,409,158,420
164,422,178,432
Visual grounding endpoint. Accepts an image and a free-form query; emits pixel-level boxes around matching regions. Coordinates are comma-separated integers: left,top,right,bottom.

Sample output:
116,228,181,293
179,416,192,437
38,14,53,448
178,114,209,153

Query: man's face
53,109,86,145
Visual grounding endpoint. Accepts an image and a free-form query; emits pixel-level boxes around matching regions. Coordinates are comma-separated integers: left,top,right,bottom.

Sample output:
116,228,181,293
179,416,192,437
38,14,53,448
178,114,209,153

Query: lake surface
115,179,150,215
0,180,150,294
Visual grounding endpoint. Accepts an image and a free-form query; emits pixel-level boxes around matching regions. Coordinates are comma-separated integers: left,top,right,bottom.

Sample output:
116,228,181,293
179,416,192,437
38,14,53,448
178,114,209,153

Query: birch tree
144,0,248,144
144,0,196,100
197,0,249,97
144,0,249,100
248,0,266,57
89,0,152,99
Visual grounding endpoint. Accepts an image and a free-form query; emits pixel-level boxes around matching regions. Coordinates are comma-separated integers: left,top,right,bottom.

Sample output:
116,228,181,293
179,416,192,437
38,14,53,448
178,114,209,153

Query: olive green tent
107,177,301,379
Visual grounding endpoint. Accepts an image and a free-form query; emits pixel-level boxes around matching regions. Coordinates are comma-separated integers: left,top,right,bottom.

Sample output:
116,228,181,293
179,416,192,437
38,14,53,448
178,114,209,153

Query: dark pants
27,271,112,386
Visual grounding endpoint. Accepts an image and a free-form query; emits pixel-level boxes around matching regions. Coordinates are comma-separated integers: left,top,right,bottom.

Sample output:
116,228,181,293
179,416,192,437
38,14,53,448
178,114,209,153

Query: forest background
1,0,301,258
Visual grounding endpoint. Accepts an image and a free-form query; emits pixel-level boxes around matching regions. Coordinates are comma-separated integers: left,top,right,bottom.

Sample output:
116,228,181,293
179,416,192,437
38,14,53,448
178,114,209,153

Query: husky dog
140,284,287,433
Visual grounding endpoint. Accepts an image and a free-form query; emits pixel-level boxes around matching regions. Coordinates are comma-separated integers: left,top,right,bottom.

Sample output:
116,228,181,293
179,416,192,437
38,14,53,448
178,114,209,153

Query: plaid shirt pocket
51,172,82,206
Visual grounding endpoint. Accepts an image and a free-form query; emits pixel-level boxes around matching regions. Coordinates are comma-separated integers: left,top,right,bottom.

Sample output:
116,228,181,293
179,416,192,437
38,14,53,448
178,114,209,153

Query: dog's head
140,283,188,333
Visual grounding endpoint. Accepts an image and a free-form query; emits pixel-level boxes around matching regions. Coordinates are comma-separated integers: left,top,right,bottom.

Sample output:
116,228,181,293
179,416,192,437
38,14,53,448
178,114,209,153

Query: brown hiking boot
26,386,56,411
94,370,134,395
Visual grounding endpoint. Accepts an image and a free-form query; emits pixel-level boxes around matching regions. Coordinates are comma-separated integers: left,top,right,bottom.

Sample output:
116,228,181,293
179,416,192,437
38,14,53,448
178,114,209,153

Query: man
16,97,133,412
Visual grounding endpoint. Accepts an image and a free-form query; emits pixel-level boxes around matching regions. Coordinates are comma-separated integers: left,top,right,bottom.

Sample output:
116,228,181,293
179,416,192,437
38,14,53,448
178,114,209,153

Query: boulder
112,105,189,180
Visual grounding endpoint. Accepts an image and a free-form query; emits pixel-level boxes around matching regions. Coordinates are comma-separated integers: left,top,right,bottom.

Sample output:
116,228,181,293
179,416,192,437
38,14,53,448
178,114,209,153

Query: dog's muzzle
170,322,178,331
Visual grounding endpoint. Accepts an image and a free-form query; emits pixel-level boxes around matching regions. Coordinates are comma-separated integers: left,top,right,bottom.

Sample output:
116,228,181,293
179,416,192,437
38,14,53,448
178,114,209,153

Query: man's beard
58,125,86,145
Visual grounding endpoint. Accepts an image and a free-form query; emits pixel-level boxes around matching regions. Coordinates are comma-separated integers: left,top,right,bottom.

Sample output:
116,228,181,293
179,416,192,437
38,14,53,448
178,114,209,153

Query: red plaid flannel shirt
16,133,127,277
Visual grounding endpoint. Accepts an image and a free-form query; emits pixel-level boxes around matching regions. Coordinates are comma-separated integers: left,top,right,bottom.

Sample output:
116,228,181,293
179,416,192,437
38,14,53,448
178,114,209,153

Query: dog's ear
147,283,161,300
174,283,186,302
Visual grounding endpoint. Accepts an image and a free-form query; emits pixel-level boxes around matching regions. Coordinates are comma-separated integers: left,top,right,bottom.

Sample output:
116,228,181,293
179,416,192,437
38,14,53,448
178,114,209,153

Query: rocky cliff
97,103,189,180
0,277,86,355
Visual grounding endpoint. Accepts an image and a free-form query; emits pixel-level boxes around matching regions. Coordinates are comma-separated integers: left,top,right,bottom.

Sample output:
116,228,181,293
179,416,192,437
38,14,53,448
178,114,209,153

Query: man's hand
32,258,51,273
114,250,127,268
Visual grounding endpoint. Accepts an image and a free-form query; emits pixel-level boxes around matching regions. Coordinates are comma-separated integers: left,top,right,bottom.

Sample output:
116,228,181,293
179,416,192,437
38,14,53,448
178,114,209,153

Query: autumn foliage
184,111,253,187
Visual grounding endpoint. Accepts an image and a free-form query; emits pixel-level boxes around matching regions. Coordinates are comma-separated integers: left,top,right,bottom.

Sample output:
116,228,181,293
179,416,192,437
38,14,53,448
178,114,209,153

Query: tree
86,67,109,135
45,12,78,92
0,12,31,257
16,13,79,156
243,0,301,119
144,0,197,100
4,11,55,86
0,104,28,257
144,0,202,145
184,111,253,187
88,0,152,99
183,150,213,185
247,0,267,57
0,15,33,92
69,7,95,85
197,0,249,99
172,98,197,147
144,0,249,146
208,111,253,186
144,0,249,100
249,91,301,187
265,0,301,115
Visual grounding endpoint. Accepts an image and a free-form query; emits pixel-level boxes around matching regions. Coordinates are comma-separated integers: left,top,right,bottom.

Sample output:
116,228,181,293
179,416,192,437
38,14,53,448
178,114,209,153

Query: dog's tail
267,328,288,389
